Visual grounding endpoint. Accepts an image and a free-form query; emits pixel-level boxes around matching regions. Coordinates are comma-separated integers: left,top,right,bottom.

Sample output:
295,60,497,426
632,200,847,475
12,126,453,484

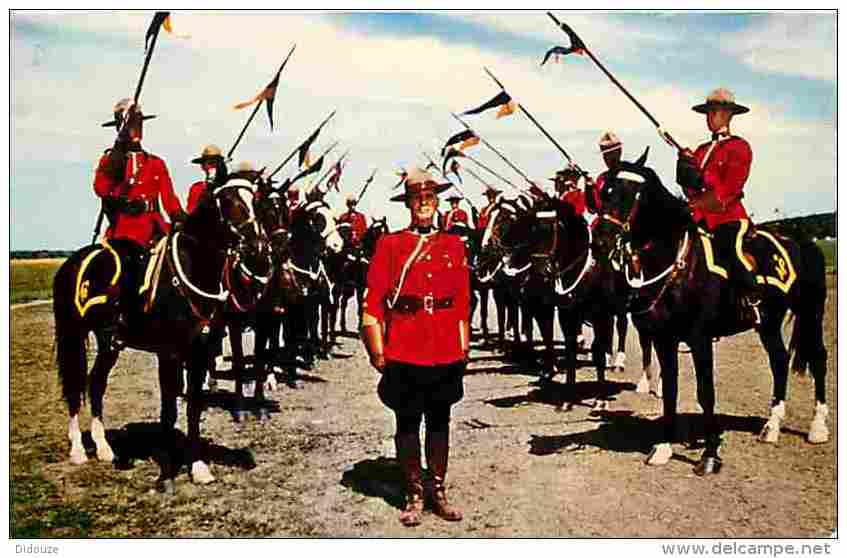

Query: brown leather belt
392,295,453,314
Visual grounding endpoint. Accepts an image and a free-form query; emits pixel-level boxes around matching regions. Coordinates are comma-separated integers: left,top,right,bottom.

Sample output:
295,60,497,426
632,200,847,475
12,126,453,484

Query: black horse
335,217,389,333
53,184,264,488
285,198,344,362
602,158,829,475
208,176,277,421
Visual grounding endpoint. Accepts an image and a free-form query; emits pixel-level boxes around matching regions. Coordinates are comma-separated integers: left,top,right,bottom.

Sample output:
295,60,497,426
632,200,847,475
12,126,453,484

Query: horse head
601,154,689,249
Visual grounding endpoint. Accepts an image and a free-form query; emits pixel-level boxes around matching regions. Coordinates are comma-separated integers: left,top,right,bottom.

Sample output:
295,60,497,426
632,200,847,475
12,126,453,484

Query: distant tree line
757,212,835,242
10,250,75,260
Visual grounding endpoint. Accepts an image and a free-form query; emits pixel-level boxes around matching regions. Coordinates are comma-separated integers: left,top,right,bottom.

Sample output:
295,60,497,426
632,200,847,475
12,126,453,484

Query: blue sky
10,10,837,250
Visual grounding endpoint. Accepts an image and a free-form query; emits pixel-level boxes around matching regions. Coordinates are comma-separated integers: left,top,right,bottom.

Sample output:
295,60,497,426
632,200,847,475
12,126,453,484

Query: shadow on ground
527,411,774,460
90,422,256,482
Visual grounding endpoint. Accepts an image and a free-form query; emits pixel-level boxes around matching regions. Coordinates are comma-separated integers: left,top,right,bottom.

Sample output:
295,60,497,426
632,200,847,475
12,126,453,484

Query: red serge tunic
363,230,470,366
560,190,586,216
592,171,609,212
476,204,496,231
338,210,368,245
186,180,209,214
94,151,184,246
690,135,752,230
443,208,469,231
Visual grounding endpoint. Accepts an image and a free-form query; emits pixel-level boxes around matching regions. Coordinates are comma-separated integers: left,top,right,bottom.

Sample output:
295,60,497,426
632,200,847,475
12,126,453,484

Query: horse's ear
635,146,649,167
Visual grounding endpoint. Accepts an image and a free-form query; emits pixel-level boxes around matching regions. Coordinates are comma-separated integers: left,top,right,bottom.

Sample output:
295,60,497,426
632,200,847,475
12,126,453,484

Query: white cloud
720,13,836,82
9,11,837,248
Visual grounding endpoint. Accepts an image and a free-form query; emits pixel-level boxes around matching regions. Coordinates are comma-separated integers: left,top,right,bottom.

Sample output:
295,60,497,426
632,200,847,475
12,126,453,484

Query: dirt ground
9,287,837,538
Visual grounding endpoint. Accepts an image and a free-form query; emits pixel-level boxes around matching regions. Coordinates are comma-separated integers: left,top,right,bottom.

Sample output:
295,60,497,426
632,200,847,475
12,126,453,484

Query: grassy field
10,258,64,304
6,238,837,305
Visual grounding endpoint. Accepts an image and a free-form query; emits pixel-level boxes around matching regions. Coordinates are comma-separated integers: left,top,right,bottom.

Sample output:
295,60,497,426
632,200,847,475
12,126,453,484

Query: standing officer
677,88,760,323
186,144,227,213
361,167,470,527
94,98,185,325
337,194,369,247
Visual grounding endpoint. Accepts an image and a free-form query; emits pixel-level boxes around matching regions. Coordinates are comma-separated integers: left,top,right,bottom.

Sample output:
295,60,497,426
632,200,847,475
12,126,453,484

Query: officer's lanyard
699,131,730,171
120,151,147,197
388,232,436,309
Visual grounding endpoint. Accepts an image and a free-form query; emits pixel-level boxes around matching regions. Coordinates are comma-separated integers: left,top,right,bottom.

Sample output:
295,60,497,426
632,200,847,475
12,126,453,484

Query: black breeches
712,221,757,291
395,405,452,437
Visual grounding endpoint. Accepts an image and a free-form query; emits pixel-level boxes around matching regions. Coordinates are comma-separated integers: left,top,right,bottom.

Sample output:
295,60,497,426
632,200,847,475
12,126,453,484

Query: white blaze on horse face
236,187,261,238
617,170,646,184
480,208,500,249
316,206,343,253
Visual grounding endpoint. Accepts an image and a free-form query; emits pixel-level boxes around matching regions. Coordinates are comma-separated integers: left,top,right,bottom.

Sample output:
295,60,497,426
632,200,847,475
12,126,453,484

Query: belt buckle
423,294,434,314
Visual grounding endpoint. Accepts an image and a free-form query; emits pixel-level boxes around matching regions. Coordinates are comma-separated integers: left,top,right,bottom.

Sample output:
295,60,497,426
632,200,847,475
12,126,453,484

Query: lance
267,109,337,181
450,112,534,190
422,151,481,212
546,13,682,151
313,149,350,192
226,43,297,161
92,11,168,245
297,140,340,191
482,66,589,176
356,168,378,202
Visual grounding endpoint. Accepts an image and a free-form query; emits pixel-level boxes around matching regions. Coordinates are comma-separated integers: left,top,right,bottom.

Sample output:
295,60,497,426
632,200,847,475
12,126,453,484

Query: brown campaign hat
101,97,156,128
692,87,749,115
598,131,622,154
191,144,224,164
390,167,451,202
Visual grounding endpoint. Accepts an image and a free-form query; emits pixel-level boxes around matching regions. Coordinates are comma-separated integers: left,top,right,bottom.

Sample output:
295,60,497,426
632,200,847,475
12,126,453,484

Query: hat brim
101,114,156,127
692,102,749,115
191,154,225,164
390,181,451,202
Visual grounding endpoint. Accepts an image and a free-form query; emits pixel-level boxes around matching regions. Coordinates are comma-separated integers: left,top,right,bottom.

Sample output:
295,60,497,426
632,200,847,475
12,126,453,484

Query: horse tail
53,256,89,413
788,239,828,378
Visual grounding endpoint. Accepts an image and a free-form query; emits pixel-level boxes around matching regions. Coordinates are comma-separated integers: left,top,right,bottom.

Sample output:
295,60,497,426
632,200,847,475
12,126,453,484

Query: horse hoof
645,443,673,466
694,456,722,476
69,451,88,465
807,403,829,444
590,400,609,415
232,410,248,424
264,376,278,392
636,374,649,394
96,446,115,463
156,478,177,495
191,461,215,485
758,420,780,444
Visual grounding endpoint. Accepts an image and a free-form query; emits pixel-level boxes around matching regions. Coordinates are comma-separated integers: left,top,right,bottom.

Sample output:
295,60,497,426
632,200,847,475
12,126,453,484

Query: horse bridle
604,170,692,314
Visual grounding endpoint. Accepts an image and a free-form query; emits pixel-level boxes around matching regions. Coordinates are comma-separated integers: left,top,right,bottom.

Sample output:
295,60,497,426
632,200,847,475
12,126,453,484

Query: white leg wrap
243,381,255,398
264,374,278,392
605,353,612,368
614,351,626,370
758,401,785,444
807,403,829,444
650,375,663,399
646,442,673,466
68,416,87,465
191,460,215,484
91,417,115,462
636,372,650,394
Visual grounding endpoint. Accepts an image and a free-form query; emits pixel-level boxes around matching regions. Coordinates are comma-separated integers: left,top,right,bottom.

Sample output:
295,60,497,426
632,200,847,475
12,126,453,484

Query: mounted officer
361,167,469,527
93,97,186,329
476,186,502,231
551,166,586,216
586,131,623,214
186,144,228,213
442,194,470,233
337,194,368,247
677,88,761,323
